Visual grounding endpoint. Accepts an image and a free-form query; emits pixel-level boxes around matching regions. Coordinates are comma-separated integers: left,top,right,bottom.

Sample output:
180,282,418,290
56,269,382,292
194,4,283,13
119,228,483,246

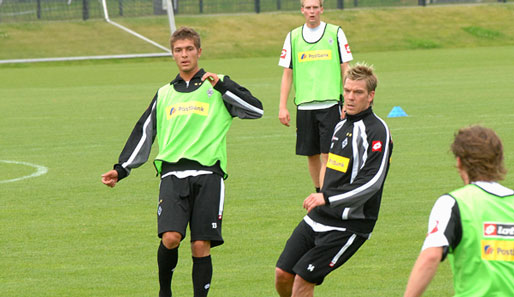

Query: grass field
1,4,514,60
1,4,514,297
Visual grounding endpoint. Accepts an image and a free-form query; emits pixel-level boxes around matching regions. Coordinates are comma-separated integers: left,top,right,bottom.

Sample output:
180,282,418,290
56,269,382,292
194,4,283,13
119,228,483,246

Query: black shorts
157,173,225,247
296,104,341,156
276,219,366,285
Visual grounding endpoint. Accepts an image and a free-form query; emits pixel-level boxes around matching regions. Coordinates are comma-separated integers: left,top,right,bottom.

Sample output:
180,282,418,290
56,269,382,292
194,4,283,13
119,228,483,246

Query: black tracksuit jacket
308,107,393,237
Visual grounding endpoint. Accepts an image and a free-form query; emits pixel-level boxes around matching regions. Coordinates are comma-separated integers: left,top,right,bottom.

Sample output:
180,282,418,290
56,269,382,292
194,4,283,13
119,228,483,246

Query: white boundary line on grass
0,160,48,184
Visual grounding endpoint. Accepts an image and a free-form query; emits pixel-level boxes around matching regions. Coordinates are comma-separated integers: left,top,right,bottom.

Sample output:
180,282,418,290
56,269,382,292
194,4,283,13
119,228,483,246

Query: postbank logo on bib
482,222,514,261
327,153,350,173
166,102,209,120
481,240,514,261
298,50,332,63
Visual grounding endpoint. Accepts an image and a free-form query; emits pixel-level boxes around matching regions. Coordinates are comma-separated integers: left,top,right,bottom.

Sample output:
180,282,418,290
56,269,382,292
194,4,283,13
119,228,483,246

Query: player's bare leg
319,153,328,189
162,231,181,249
291,275,315,297
307,154,321,191
275,268,295,297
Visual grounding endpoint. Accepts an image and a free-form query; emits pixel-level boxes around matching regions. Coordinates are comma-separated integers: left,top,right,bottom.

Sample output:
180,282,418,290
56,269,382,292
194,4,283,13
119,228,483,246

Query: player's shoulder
325,23,340,29
434,194,457,210
290,25,303,37
365,112,389,132
158,82,173,93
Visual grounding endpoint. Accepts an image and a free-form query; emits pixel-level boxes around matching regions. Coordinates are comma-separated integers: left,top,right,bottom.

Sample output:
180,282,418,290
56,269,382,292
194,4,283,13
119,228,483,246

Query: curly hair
451,125,506,182
170,27,201,50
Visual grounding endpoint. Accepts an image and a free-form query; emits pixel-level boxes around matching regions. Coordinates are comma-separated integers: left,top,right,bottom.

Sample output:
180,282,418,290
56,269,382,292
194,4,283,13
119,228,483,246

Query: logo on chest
341,137,348,150
327,153,350,173
166,101,210,119
298,50,332,62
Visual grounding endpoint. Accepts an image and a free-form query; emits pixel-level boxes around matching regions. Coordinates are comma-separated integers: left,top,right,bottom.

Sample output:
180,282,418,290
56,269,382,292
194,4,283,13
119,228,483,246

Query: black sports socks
158,241,178,297
192,255,212,297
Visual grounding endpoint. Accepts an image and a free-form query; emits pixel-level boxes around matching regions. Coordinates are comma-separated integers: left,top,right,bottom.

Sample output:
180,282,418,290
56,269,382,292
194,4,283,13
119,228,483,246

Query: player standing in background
404,125,514,297
101,27,263,297
278,0,353,193
275,64,392,297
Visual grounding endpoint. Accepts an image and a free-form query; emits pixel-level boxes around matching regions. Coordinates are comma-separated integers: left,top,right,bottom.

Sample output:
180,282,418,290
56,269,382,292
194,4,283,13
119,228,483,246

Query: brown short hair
451,125,506,182
170,26,201,50
344,63,378,93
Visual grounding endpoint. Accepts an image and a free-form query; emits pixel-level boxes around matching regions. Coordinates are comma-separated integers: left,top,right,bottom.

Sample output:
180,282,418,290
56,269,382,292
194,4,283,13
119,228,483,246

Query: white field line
0,160,48,184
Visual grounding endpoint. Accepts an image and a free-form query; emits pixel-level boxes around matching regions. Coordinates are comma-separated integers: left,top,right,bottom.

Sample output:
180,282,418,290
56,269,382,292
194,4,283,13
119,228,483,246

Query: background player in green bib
101,27,263,297
278,0,353,193
404,125,514,297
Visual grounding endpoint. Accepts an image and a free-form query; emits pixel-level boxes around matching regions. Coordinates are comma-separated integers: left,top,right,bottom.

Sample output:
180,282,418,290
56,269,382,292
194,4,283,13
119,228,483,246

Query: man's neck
305,20,323,30
305,22,321,29
179,68,200,82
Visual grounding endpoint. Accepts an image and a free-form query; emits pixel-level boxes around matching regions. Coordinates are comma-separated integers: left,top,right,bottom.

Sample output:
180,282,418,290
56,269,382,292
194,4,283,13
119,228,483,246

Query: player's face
343,79,374,116
301,0,323,28
172,38,202,74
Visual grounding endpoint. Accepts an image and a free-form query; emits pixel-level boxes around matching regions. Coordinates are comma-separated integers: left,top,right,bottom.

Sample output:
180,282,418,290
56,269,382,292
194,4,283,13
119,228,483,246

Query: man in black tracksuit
275,64,393,297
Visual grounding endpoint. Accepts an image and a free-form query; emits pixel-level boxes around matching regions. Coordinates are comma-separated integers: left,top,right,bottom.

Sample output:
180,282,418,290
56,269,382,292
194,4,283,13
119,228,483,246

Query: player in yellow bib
278,0,353,193
101,27,263,297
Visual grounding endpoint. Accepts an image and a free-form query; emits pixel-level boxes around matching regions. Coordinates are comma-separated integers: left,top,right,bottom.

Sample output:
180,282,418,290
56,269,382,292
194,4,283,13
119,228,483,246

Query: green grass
2,3,514,297
1,4,514,60
2,45,514,296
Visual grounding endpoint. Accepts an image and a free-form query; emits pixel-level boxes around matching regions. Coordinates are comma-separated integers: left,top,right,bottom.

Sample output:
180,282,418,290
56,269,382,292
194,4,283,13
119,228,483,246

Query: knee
191,240,211,257
161,232,181,250
275,267,294,284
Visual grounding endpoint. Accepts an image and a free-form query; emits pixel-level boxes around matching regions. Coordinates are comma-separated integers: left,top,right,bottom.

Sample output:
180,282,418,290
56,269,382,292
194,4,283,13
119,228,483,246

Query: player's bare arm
404,247,443,297
278,68,293,127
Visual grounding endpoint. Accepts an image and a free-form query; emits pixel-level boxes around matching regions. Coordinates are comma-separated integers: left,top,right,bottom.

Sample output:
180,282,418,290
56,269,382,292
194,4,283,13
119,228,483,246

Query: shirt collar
346,107,373,122
472,181,514,197
170,68,206,85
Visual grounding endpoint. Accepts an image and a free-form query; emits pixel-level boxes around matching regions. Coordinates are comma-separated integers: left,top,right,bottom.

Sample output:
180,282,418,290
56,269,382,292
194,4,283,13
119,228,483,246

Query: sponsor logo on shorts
166,101,209,119
297,50,332,62
327,153,350,173
481,240,514,261
484,222,514,238
372,141,383,152
307,264,315,272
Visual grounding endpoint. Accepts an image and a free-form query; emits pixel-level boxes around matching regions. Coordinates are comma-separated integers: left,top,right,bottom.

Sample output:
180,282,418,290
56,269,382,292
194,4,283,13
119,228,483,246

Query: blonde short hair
301,0,323,7
344,63,378,93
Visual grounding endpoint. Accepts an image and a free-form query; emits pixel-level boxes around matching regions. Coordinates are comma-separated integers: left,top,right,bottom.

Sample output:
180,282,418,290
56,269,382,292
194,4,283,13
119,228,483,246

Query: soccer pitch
1,45,514,296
